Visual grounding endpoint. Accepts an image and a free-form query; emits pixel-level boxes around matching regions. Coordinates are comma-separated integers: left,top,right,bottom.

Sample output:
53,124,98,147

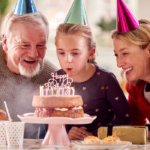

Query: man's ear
2,34,8,52
88,48,96,60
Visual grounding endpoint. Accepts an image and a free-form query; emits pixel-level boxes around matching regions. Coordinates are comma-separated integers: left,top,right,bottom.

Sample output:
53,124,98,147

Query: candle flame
71,87,75,96
40,86,43,90
40,86,44,96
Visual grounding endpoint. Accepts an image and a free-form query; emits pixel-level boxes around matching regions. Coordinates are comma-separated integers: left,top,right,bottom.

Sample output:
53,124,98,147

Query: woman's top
144,83,150,105
126,81,150,126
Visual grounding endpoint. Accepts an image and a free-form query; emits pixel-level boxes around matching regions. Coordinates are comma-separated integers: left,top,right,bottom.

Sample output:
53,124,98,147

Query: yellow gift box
98,126,148,144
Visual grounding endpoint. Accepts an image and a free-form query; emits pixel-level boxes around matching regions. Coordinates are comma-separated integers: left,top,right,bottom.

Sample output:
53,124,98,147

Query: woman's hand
68,126,93,140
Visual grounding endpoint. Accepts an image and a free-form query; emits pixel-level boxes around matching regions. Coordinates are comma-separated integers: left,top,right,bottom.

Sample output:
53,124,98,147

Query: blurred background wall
0,0,150,95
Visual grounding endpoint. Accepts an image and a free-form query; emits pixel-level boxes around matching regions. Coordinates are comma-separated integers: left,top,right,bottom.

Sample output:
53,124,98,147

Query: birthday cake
32,73,84,118
32,95,84,118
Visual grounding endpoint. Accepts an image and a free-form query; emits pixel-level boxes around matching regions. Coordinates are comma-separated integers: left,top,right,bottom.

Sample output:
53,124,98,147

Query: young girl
55,23,131,140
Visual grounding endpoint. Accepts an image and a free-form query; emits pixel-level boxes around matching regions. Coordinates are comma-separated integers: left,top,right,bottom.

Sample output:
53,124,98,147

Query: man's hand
68,126,93,140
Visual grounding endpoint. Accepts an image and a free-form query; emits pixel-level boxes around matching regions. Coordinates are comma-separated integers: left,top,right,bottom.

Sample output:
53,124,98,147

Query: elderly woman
112,19,150,139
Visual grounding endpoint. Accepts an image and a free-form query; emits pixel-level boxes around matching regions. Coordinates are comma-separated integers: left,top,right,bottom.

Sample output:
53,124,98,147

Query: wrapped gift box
98,126,148,144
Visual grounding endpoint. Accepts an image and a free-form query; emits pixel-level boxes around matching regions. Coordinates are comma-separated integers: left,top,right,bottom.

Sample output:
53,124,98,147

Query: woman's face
113,38,150,83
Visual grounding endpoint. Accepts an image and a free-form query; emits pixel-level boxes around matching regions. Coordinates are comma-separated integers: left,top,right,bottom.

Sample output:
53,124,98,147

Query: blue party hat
64,0,89,25
14,0,37,15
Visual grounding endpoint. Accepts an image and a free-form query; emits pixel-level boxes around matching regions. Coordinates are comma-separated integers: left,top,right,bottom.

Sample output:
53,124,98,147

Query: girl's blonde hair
55,23,97,64
111,19,150,85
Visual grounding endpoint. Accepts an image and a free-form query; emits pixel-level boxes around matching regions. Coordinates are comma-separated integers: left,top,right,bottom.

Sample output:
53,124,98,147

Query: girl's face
113,38,150,83
56,33,93,78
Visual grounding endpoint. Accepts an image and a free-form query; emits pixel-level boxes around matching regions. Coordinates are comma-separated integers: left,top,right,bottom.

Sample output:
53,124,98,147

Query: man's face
3,21,47,77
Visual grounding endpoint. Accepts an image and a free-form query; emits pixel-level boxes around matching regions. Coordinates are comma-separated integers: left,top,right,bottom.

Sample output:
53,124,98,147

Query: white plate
17,113,97,124
72,140,132,150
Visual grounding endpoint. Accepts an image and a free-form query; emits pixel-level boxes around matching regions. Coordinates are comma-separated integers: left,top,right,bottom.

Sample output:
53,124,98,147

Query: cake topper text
40,73,75,96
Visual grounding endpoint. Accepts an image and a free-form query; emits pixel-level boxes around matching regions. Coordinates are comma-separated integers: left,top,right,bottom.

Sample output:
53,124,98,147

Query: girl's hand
82,130,93,138
68,126,93,140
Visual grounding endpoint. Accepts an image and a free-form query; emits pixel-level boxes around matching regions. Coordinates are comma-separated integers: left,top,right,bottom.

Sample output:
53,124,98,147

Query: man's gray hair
2,11,49,39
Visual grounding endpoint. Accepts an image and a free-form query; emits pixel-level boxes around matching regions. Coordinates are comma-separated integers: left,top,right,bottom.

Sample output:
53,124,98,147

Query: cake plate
17,113,96,146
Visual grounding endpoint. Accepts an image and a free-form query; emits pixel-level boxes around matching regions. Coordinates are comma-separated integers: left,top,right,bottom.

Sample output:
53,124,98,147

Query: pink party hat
117,0,139,32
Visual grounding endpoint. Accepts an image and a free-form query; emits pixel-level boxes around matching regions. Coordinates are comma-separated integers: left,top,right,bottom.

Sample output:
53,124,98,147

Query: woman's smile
124,67,133,75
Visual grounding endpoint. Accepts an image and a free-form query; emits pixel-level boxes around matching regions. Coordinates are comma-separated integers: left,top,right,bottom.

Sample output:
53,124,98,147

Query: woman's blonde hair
2,11,49,39
55,23,97,64
112,19,150,49
111,19,150,85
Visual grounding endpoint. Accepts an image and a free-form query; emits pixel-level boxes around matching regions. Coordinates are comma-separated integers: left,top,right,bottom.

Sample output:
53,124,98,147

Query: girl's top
57,65,132,136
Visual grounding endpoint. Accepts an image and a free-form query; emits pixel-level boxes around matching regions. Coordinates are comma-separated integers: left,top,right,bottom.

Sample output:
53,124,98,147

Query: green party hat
64,0,89,25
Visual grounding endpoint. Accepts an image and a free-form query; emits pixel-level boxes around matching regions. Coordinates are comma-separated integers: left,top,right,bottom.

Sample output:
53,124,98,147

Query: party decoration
64,0,88,25
14,0,37,15
117,0,139,32
40,73,74,96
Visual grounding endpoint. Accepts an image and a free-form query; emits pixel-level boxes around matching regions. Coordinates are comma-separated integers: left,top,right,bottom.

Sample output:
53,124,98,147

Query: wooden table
0,139,150,150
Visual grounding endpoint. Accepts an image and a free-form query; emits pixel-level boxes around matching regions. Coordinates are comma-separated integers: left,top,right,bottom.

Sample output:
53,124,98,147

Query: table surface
0,139,150,150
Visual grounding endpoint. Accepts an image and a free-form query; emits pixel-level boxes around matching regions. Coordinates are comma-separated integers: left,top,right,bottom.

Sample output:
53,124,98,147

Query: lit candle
57,88,60,95
51,87,53,95
68,87,70,96
71,87,75,96
46,88,49,96
62,88,64,96
40,86,44,96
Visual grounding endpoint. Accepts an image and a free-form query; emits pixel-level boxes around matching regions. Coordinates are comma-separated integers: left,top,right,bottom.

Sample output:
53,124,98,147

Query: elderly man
0,10,57,138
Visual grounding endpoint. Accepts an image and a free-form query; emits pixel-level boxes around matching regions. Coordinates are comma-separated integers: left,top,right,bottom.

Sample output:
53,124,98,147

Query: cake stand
17,113,96,146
